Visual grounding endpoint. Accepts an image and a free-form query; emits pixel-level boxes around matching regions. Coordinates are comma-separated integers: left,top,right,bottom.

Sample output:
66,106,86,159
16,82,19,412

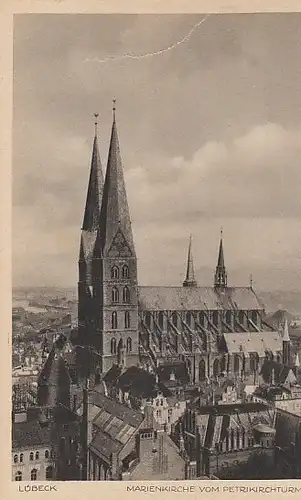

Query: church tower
183,235,197,287
78,115,104,348
93,102,139,374
214,230,227,289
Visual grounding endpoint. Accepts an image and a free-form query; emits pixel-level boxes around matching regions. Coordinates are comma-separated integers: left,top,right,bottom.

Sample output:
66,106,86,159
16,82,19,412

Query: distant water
12,299,47,314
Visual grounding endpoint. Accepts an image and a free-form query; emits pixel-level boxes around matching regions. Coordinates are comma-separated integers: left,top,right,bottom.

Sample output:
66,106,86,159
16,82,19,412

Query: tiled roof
89,430,123,462
12,420,52,450
223,331,282,355
91,392,144,427
138,286,264,311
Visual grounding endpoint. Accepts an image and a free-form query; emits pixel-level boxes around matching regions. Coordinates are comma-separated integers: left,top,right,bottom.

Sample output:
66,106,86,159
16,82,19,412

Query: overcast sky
13,13,301,290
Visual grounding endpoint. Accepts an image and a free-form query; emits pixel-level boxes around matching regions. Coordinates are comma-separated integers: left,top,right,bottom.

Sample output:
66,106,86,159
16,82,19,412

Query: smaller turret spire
282,318,291,365
214,228,227,289
283,318,290,342
294,352,300,368
183,234,197,287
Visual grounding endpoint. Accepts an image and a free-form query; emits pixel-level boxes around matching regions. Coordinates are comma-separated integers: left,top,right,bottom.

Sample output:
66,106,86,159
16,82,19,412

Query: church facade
76,107,286,385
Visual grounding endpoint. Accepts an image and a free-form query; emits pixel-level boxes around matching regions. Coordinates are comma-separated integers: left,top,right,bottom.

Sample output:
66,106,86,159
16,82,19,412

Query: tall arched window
112,287,119,303
112,311,118,329
35,451,39,460
123,286,130,303
111,266,119,279
238,311,245,325
13,454,18,464
15,471,22,481
111,338,117,354
126,337,132,353
212,311,219,327
29,452,34,461
225,310,232,325
213,358,220,377
31,469,37,481
250,353,259,373
158,312,164,329
125,311,130,329
186,312,192,326
251,310,257,325
20,453,23,463
199,360,206,381
199,312,205,326
46,466,53,480
234,354,240,373
45,450,49,459
122,265,129,279
145,312,151,328
172,312,178,328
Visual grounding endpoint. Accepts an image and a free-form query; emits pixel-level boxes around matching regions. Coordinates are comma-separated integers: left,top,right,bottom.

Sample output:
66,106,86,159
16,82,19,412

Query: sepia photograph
11,12,301,482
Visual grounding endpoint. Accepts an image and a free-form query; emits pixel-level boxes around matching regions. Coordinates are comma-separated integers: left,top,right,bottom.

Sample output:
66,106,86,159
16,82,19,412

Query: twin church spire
182,230,228,289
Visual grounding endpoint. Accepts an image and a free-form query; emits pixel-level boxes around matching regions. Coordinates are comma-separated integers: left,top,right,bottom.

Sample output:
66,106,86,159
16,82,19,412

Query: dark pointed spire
183,235,197,287
95,101,135,256
214,228,227,289
82,114,104,231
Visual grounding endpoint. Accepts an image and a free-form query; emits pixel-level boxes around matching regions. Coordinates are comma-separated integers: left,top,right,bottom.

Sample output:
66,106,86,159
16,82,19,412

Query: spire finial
250,274,253,288
220,227,223,238
94,113,99,136
112,98,116,121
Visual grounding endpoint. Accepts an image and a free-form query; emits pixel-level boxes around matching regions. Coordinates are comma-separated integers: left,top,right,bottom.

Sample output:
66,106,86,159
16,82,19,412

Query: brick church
75,104,289,387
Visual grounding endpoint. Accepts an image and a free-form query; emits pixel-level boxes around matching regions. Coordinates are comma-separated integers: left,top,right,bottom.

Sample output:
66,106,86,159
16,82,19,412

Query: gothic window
158,312,164,329
111,338,117,354
126,337,132,353
145,312,151,328
112,287,119,303
234,355,240,373
15,471,22,481
212,311,219,327
250,353,258,373
112,311,118,330
122,265,129,279
45,450,49,459
29,452,34,461
20,453,23,463
35,451,39,460
125,311,130,329
225,310,232,325
221,356,227,373
213,358,220,377
111,266,119,279
251,310,257,325
199,360,206,381
13,454,18,464
31,469,37,481
123,286,130,303
46,466,53,480
172,312,178,328
238,311,245,325
199,312,205,326
186,312,192,326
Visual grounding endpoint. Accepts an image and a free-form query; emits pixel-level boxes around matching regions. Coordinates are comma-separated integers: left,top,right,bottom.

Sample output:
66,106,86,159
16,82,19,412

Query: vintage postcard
1,1,301,499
